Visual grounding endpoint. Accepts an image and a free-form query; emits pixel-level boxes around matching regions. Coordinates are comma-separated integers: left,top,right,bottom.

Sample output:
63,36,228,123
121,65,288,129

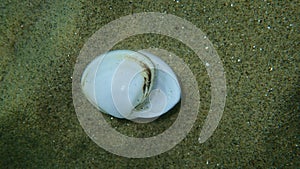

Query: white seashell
81,50,181,120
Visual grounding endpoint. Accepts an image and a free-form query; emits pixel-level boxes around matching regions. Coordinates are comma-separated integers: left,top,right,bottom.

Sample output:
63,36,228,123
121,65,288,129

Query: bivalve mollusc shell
81,50,181,120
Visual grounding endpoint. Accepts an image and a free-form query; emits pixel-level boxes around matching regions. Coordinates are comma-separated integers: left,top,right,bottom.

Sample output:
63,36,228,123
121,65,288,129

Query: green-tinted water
0,0,299,168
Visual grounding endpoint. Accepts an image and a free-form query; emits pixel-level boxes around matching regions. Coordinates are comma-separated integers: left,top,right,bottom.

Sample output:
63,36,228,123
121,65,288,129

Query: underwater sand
0,0,299,168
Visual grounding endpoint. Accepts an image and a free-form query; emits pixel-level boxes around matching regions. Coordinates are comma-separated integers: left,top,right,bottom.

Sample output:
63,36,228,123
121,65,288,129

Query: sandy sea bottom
0,0,299,168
